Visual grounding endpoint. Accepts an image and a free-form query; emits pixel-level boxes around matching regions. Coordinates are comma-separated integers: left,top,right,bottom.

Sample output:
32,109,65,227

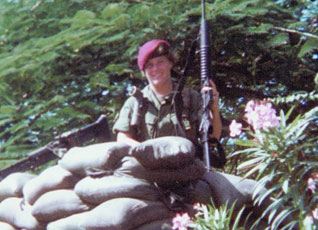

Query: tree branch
273,27,318,40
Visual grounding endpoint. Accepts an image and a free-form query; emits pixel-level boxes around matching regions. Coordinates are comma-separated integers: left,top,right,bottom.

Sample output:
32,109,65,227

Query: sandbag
132,218,173,230
202,171,266,209
59,142,131,176
116,156,206,187
0,197,45,230
187,179,213,205
23,165,80,205
79,198,174,230
74,175,160,205
0,172,36,202
131,136,196,169
47,212,86,230
0,221,18,230
32,189,91,222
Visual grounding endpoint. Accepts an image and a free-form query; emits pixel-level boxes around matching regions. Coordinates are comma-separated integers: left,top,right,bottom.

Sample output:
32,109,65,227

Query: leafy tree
0,0,317,172
0,0,317,228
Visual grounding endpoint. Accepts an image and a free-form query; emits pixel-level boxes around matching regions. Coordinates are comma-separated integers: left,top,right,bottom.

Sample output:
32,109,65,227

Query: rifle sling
173,39,198,127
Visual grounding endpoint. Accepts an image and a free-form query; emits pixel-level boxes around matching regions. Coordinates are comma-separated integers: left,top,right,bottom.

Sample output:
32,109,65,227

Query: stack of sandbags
49,137,203,230
0,172,40,230
0,137,212,230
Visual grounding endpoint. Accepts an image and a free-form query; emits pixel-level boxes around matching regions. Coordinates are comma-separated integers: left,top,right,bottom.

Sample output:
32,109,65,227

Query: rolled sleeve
112,97,136,135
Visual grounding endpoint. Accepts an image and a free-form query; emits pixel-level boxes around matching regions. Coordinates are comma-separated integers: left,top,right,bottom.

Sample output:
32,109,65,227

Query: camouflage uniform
113,84,202,144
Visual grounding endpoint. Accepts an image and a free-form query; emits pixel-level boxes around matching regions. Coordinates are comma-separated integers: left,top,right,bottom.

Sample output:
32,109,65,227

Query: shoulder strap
128,86,148,140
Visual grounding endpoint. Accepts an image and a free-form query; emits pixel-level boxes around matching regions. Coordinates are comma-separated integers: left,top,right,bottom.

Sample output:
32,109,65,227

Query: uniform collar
142,85,174,109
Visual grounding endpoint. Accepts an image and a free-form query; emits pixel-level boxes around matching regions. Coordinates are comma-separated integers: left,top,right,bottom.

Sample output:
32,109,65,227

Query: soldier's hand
201,80,219,111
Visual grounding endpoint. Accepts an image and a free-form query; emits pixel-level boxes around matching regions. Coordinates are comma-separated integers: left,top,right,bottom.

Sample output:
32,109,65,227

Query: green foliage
232,106,318,229
190,202,246,230
0,1,317,229
0,0,316,182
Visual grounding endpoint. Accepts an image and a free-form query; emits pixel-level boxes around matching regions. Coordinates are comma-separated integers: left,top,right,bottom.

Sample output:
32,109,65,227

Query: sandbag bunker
0,136,262,230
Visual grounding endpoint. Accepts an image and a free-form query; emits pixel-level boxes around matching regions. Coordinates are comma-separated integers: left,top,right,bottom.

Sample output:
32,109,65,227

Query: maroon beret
137,39,170,71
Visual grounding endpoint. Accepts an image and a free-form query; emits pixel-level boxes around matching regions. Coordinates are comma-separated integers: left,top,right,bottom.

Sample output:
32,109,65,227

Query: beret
137,39,170,71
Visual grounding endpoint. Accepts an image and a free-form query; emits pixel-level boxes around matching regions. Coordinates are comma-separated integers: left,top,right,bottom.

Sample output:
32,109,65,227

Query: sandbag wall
0,136,212,230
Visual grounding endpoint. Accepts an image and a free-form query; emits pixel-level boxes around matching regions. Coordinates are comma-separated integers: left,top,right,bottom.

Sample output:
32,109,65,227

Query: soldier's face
143,56,173,88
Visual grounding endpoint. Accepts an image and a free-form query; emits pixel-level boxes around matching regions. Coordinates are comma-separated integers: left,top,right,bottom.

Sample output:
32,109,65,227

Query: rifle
0,115,112,180
199,0,213,170
199,0,226,170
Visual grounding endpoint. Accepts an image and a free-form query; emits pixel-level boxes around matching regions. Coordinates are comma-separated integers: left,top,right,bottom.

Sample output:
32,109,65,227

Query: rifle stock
0,115,112,180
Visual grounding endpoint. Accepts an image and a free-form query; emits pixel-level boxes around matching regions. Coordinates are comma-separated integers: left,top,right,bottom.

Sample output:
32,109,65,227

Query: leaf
234,139,258,147
101,3,125,20
237,156,264,170
105,63,133,75
246,23,273,35
267,33,289,47
0,105,17,115
111,14,130,29
282,179,289,194
298,38,317,58
98,30,130,44
72,10,96,25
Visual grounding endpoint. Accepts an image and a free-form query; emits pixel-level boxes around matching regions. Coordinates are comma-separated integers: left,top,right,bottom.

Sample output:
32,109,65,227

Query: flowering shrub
172,213,191,230
171,202,245,230
229,101,318,230
171,101,317,230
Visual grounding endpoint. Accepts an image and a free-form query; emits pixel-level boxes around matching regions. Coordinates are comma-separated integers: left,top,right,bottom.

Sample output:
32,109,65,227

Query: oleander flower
229,120,242,137
244,100,280,131
308,177,317,193
172,213,191,230
312,208,318,220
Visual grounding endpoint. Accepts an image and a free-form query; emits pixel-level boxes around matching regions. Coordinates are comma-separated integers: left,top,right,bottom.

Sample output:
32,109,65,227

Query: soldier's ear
141,71,146,77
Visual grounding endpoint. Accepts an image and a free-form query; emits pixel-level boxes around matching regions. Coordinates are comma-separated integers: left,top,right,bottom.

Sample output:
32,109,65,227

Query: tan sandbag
132,218,173,230
0,221,18,230
32,189,91,222
47,212,86,230
116,156,206,187
131,136,196,169
0,172,36,202
0,197,45,230
23,165,80,205
74,175,160,205
58,142,131,176
80,198,174,230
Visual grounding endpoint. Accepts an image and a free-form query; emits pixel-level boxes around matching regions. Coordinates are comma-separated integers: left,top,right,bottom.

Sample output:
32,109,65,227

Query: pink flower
244,100,280,131
172,213,191,230
245,100,256,113
229,120,242,137
312,208,318,220
308,178,316,193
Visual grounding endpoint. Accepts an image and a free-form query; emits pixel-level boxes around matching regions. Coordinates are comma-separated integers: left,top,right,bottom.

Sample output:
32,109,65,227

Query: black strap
173,39,198,130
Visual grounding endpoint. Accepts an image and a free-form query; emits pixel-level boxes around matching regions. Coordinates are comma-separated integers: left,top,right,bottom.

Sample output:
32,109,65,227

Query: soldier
113,39,222,149
112,39,297,229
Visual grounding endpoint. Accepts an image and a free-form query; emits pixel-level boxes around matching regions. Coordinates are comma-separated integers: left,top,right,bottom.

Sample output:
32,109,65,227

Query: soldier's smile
144,56,173,88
